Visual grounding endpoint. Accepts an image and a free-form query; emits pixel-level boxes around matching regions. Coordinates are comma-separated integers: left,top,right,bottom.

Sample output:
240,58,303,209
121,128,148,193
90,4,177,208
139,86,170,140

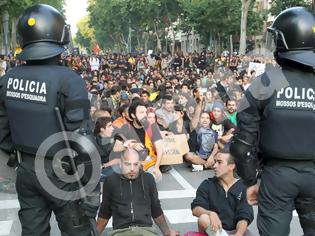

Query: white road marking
164,209,197,224
0,198,300,217
0,200,19,210
159,190,196,199
0,220,13,235
169,169,195,190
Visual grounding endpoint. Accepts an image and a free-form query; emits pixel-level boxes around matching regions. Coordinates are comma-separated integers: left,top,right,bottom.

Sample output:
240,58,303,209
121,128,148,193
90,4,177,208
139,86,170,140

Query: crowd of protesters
52,50,276,172
0,50,279,174
1,49,277,235
79,49,267,235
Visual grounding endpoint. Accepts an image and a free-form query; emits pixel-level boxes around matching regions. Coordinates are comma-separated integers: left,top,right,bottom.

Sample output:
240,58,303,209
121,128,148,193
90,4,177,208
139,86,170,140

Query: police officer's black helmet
17,4,70,61
267,7,315,67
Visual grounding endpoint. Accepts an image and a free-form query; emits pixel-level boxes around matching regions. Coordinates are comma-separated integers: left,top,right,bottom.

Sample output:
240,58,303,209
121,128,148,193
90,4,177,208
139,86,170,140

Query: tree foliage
180,0,265,51
88,0,183,52
0,0,65,53
74,15,95,52
269,0,312,17
87,0,267,53
1,0,65,19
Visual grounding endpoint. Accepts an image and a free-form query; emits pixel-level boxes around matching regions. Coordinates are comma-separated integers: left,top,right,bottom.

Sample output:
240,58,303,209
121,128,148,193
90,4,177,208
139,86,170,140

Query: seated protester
113,100,167,181
155,95,175,126
103,85,121,119
140,90,153,107
204,90,215,113
92,108,111,121
191,149,254,236
96,149,178,236
120,91,130,106
94,117,120,181
147,107,157,125
168,104,190,139
147,107,171,138
186,98,197,121
226,99,237,126
178,92,196,115
112,104,130,129
186,111,219,172
210,101,235,149
156,112,170,133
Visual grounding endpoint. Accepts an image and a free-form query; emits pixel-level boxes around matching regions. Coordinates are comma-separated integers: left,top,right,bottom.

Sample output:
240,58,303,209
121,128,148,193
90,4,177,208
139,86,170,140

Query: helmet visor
266,28,276,53
266,27,289,53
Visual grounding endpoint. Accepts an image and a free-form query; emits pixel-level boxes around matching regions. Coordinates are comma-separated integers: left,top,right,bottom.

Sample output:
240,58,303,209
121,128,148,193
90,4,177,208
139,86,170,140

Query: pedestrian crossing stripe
0,220,13,236
0,189,196,211
0,200,19,210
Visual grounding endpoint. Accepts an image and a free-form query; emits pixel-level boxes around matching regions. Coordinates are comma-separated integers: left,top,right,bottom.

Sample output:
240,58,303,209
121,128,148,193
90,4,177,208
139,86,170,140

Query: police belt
265,159,315,168
19,152,90,171
19,152,54,163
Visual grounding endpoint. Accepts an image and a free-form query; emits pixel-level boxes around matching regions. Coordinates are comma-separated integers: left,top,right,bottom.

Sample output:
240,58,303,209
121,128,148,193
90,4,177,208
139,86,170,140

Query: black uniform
234,66,315,235
0,4,97,236
230,7,315,236
0,58,95,236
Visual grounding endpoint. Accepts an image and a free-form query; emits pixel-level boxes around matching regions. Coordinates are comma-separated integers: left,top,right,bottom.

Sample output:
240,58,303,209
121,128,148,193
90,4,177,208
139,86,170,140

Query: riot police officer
230,7,315,236
0,4,98,236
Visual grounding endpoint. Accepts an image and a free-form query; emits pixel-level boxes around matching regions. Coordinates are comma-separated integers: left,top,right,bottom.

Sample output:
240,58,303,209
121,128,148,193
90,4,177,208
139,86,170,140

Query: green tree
88,0,265,54
180,0,265,54
74,15,95,52
88,0,183,53
269,0,311,16
180,0,239,52
239,0,254,55
0,0,65,54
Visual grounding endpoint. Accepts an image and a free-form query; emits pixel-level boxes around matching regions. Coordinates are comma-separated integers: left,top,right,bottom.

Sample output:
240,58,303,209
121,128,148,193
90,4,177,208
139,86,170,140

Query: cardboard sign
160,134,189,165
248,62,265,77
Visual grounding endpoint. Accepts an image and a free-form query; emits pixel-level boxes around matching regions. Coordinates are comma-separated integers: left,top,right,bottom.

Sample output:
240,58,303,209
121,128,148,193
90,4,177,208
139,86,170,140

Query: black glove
79,191,100,218
7,150,18,168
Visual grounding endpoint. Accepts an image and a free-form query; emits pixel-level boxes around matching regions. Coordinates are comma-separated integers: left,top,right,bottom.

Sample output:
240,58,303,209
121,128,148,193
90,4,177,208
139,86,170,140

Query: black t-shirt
134,126,145,145
211,119,235,136
114,121,162,145
108,59,118,70
197,56,206,69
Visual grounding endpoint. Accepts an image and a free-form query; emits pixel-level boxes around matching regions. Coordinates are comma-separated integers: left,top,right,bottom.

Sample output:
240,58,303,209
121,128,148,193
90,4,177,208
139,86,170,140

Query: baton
54,107,99,236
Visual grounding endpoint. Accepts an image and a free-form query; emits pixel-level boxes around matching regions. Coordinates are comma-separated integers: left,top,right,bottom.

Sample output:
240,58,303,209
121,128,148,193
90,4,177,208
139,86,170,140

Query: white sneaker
191,164,204,172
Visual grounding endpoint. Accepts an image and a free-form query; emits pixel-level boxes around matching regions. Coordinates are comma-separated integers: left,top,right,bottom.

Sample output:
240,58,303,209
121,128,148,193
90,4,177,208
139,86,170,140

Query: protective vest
247,68,315,160
2,64,89,156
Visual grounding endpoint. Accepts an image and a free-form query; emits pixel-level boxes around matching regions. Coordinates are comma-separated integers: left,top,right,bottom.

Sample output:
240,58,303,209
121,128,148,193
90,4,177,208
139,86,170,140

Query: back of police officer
0,4,95,236
230,7,315,236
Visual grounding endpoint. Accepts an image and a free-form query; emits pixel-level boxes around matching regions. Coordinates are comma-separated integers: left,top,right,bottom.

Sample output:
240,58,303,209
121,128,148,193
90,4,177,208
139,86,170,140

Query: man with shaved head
96,149,178,236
